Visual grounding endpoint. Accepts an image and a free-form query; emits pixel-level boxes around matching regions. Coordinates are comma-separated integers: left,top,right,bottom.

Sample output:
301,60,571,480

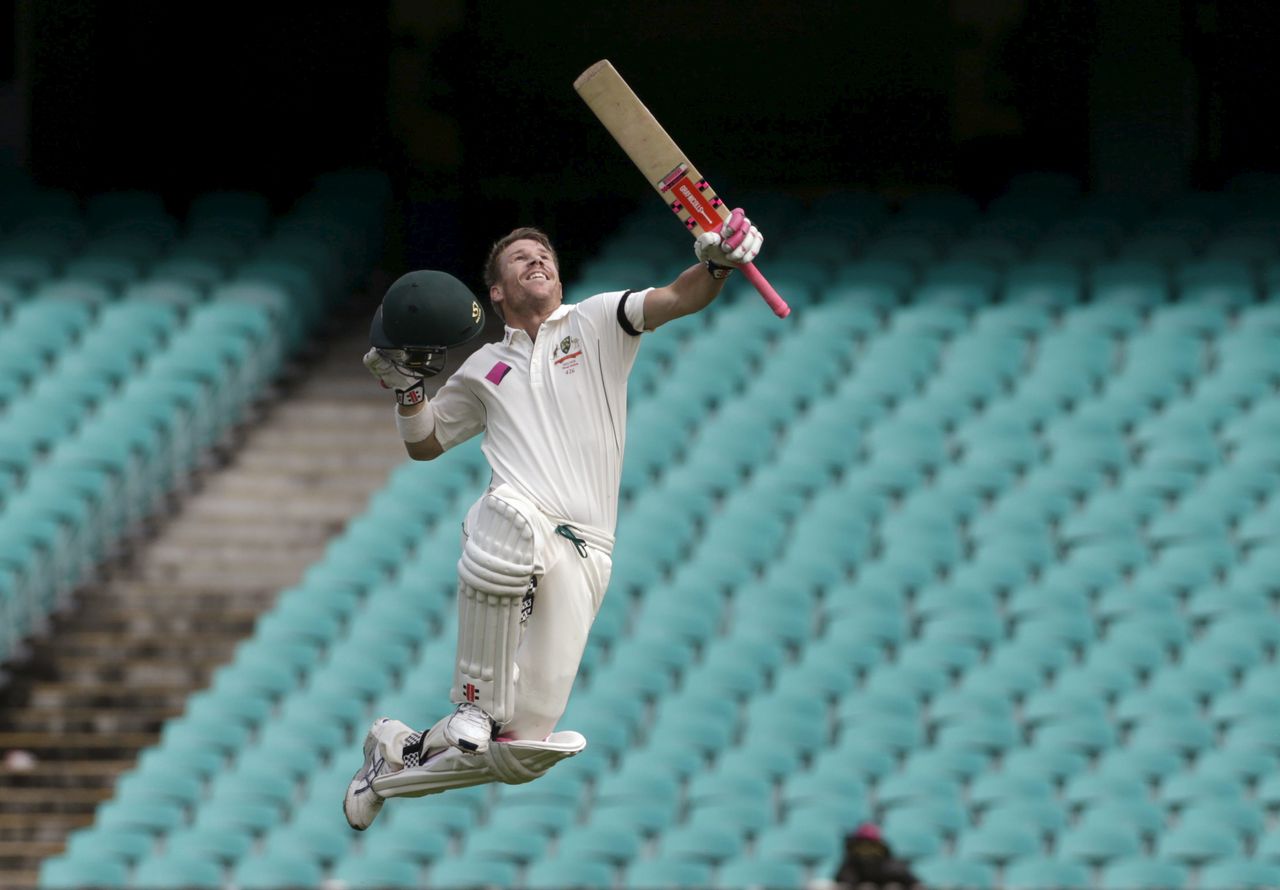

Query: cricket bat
574,60,790,319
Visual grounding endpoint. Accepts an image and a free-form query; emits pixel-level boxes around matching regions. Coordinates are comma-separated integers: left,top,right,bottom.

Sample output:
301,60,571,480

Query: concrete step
0,841,64,867
0,868,40,890
0,760,135,789
34,632,235,664
34,656,218,688
176,499,372,527
0,732,159,759
0,705,182,734
0,812,94,841
151,520,337,549
137,546,328,578
28,682,200,712
0,787,114,814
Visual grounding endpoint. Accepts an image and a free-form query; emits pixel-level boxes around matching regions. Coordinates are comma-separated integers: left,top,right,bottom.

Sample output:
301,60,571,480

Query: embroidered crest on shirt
554,336,584,375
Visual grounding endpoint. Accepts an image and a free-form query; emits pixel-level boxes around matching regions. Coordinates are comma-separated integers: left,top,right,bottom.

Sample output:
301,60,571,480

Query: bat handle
741,262,790,318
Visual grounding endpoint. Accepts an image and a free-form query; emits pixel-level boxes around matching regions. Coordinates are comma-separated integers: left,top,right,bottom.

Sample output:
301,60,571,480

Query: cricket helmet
370,270,486,376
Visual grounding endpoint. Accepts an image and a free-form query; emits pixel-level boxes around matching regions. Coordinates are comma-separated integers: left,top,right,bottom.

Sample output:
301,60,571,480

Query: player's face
493,239,561,318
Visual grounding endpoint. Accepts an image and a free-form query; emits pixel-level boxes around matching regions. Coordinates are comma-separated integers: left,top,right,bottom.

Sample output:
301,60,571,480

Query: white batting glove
694,208,763,277
363,347,427,406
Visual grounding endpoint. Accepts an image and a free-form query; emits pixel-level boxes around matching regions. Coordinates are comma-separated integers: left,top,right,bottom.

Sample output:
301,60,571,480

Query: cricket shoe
444,702,496,754
343,717,409,830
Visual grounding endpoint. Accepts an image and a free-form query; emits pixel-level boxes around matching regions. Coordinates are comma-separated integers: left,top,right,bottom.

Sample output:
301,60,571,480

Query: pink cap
853,822,883,841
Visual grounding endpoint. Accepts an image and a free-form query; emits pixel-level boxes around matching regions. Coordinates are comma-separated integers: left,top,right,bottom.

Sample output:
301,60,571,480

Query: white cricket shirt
429,290,649,549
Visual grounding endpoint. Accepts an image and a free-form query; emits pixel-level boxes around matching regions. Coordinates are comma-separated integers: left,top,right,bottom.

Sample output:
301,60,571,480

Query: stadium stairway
0,320,411,890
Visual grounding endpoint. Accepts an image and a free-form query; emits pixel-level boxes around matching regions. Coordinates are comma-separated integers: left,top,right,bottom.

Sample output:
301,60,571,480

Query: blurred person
835,823,924,890
343,210,763,830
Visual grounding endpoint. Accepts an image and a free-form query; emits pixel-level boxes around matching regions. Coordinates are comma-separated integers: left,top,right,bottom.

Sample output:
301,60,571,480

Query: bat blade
574,60,790,319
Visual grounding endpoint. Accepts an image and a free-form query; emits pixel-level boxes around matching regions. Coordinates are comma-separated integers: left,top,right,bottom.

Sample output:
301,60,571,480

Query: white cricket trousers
458,484,612,741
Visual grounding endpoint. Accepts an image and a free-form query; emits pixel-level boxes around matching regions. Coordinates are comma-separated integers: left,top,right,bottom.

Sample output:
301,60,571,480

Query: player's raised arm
575,59,789,318
644,207,763,330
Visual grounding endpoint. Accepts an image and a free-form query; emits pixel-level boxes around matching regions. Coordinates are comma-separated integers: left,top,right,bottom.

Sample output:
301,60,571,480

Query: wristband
396,380,426,406
395,403,436,443
705,259,733,280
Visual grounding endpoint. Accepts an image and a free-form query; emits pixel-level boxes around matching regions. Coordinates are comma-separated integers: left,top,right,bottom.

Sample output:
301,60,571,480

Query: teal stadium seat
913,856,997,890
1004,857,1092,890
132,853,225,890
623,857,711,890
37,853,130,890
715,857,807,890
63,826,155,866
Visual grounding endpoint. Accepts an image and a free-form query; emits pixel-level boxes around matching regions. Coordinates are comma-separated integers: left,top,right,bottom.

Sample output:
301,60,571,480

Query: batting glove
363,347,427,406
694,208,763,277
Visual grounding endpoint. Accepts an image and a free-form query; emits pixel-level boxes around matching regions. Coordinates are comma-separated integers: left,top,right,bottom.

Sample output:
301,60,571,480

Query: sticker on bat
657,164,688,192
666,175,724,233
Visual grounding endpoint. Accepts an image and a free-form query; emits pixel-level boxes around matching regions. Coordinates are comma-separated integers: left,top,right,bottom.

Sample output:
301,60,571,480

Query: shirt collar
501,303,574,344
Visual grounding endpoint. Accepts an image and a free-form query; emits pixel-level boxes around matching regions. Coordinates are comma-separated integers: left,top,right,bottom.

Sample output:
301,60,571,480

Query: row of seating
0,170,391,669
41,177,1280,889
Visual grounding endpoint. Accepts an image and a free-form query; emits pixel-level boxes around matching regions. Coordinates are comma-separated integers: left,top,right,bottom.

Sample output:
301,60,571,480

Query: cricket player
343,209,762,830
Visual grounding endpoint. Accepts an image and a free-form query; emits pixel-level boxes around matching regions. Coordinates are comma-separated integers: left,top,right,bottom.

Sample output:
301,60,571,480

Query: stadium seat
954,820,1042,864
1075,797,1164,841
63,826,155,866
325,855,421,889
231,850,325,890
754,820,843,866
1155,819,1244,864
980,799,1068,840
460,823,551,864
1192,742,1274,788
657,819,748,864
428,855,518,889
1098,856,1189,890
1004,857,1092,890
1063,770,1148,810
968,770,1056,811
1094,744,1183,788
555,822,642,865
132,853,225,890
913,856,998,890
1257,829,1280,864
714,856,808,890
1199,859,1280,890
338,820,444,864
37,854,130,890
1055,816,1143,865
1175,798,1266,843
623,857,713,890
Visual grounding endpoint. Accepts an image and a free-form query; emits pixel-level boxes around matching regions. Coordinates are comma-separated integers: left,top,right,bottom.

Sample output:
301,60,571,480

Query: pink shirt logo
486,361,512,385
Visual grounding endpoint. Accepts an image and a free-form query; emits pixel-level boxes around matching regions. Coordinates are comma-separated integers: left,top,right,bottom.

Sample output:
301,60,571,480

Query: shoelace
555,524,589,558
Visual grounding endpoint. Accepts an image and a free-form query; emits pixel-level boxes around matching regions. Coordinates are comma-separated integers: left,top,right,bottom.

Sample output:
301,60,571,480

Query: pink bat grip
743,262,790,318
710,216,789,318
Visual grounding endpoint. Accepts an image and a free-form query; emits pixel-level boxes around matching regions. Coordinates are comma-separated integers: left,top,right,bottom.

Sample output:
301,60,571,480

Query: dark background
6,0,1280,291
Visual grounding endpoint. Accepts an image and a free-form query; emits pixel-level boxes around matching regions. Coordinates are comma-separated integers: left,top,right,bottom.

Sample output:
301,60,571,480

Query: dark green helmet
370,270,485,376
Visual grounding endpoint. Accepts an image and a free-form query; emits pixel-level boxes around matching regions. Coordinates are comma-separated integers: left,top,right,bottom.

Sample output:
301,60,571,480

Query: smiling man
344,212,762,830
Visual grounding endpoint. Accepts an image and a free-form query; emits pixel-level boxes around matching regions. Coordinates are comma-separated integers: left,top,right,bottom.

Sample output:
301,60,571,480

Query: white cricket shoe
444,702,496,754
343,718,405,830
